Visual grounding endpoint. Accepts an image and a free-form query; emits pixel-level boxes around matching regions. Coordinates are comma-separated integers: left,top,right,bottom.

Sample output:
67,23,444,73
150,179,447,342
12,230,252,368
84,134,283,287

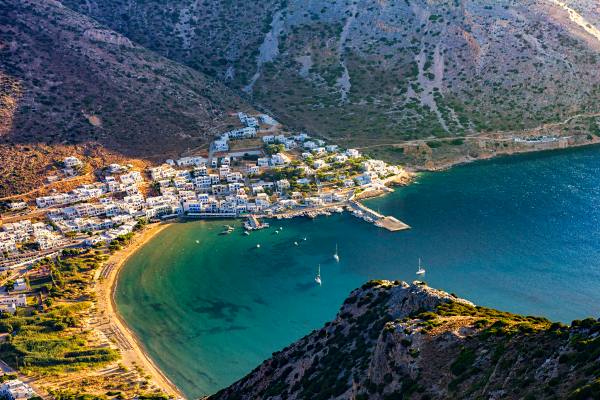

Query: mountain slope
209,281,600,400
0,0,252,195
61,0,600,146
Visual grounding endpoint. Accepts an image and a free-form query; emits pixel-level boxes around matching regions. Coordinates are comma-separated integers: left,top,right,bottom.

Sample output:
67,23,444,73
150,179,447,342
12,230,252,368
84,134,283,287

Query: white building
246,165,260,175
226,127,257,139
119,171,143,185
238,112,260,128
334,154,348,163
0,380,37,400
303,141,317,150
276,179,290,191
214,137,229,152
177,156,208,167
313,159,327,169
271,153,290,166
257,157,270,167
260,114,278,125
6,202,27,211
346,148,361,158
12,278,27,292
63,156,82,168
0,294,27,313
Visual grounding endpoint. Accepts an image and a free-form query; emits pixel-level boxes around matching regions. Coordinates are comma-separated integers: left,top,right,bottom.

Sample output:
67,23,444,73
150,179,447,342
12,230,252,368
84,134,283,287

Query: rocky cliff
210,280,600,400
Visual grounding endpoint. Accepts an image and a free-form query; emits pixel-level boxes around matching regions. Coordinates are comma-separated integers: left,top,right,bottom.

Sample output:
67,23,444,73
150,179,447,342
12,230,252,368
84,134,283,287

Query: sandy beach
92,222,185,399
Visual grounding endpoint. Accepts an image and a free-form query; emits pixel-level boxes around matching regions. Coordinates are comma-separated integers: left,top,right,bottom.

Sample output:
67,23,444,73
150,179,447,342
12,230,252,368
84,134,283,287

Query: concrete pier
375,216,411,231
348,201,410,232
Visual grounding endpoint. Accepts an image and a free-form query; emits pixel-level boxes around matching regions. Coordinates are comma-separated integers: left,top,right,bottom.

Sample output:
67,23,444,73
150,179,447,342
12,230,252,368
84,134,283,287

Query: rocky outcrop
209,280,600,400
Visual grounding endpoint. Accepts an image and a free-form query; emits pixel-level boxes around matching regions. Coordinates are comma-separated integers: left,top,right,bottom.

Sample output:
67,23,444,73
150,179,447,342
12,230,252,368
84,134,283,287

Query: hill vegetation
62,0,600,147
0,0,252,195
210,281,600,400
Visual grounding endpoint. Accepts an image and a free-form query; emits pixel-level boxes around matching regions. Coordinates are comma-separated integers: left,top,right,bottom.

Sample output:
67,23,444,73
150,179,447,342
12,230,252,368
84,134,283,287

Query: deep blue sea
116,146,600,398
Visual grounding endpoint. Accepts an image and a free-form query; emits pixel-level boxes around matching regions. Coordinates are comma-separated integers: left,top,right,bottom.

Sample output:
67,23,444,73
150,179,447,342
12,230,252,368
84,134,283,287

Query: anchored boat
416,258,426,275
315,265,322,286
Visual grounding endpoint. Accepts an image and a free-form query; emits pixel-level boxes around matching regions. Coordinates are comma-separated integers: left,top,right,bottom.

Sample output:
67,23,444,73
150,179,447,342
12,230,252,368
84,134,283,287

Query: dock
348,201,410,232
244,214,269,230
375,216,411,231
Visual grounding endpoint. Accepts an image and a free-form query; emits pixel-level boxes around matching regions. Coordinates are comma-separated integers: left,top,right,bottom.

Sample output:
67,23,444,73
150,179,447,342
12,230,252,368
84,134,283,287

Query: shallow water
116,146,600,397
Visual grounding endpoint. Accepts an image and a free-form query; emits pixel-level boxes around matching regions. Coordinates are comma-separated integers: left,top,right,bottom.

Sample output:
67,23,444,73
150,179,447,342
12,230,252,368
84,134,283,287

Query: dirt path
92,222,185,399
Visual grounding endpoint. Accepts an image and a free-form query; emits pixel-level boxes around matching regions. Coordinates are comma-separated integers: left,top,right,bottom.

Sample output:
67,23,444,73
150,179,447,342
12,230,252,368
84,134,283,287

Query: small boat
315,264,322,286
333,243,340,263
244,231,250,236
280,227,283,230
256,244,261,248
416,258,426,275
195,240,200,244
303,237,307,241
274,230,279,234
294,241,298,246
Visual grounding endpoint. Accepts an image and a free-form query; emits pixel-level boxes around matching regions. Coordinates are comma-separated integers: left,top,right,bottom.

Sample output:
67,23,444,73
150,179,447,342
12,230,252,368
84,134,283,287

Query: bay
116,146,600,398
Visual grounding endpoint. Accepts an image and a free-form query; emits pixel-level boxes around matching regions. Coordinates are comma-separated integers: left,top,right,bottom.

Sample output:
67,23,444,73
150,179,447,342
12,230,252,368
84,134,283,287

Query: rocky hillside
209,281,600,400
0,0,252,195
62,0,600,146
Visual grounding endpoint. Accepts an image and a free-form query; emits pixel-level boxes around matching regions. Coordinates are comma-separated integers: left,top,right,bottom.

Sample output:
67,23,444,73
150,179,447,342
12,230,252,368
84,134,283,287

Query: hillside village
0,112,409,314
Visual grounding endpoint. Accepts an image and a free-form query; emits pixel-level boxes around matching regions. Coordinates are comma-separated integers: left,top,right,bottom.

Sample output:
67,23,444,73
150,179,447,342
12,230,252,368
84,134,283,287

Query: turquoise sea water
116,146,600,398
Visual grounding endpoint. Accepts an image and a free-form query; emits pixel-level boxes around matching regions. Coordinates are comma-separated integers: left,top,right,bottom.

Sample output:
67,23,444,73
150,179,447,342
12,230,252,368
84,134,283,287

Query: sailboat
333,244,340,263
315,265,322,285
416,258,426,275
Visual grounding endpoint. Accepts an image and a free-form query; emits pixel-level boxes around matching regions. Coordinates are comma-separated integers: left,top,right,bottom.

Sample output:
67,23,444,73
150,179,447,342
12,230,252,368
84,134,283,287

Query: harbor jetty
244,214,269,230
348,201,410,232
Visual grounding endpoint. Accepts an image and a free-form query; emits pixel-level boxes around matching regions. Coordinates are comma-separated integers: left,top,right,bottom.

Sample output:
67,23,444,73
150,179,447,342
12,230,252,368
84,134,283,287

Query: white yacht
416,258,426,275
315,265,322,285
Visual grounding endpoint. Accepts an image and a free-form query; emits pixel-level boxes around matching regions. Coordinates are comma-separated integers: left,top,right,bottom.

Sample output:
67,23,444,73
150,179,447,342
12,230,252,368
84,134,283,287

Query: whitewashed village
0,112,410,317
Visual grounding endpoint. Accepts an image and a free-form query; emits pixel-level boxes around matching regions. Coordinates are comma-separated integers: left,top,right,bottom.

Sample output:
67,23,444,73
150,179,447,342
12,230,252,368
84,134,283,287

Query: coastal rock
209,280,600,400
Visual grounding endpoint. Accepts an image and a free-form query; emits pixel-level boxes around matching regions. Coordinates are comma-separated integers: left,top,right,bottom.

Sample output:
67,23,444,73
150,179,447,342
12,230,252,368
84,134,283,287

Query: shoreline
93,222,186,399
410,135,600,173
